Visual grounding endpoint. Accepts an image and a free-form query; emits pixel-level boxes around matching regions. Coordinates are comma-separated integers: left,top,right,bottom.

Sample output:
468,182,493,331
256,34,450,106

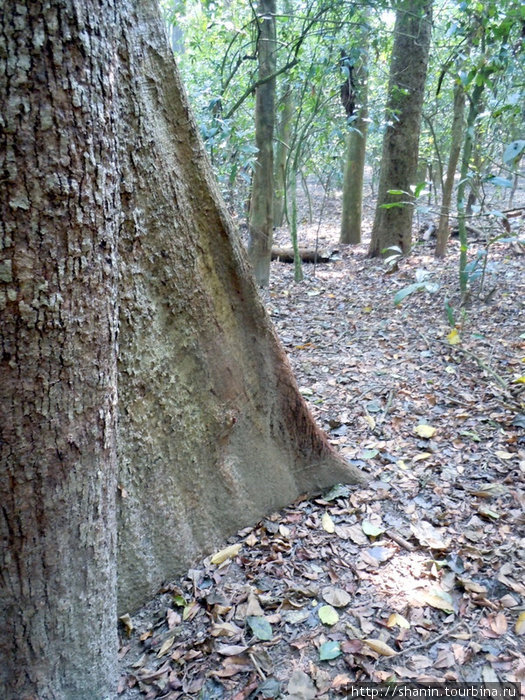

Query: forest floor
118,186,524,699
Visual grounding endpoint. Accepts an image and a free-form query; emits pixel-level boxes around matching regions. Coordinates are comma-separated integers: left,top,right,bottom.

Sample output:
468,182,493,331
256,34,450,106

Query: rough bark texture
340,39,369,245
1,0,365,694
248,0,277,286
435,82,465,257
368,0,433,257
0,1,119,697
116,0,364,614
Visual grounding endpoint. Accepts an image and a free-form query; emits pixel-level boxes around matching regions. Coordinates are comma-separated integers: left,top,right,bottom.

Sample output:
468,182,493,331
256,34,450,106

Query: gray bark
248,0,277,286
1,0,365,695
435,82,465,257
0,1,119,697
340,36,370,245
368,0,433,257
273,82,294,227
116,0,362,615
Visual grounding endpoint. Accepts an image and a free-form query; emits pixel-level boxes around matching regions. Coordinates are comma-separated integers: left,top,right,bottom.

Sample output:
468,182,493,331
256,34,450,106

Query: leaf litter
118,187,524,697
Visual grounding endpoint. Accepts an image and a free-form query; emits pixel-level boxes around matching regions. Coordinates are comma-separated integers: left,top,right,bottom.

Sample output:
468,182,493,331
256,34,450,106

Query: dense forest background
162,0,524,291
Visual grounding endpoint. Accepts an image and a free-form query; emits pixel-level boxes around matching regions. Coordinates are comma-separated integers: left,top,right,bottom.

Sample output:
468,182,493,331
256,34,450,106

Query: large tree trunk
116,0,362,614
0,2,119,697
368,0,433,257
248,0,277,286
1,0,364,695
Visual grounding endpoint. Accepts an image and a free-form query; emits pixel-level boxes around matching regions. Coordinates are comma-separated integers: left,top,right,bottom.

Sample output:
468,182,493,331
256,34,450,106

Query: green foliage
393,269,439,306
164,0,523,291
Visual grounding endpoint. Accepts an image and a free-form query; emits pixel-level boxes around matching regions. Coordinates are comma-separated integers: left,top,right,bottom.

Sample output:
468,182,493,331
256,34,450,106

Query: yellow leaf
210,543,242,565
156,635,175,658
319,605,339,626
364,415,376,430
386,613,410,629
447,329,461,345
515,612,525,635
322,512,335,533
513,376,525,384
413,452,432,462
363,639,397,656
414,424,436,439
417,591,455,614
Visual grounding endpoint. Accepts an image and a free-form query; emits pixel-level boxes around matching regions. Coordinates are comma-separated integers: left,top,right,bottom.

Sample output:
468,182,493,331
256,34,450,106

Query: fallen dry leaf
321,512,335,533
210,543,242,565
363,638,397,656
515,612,525,635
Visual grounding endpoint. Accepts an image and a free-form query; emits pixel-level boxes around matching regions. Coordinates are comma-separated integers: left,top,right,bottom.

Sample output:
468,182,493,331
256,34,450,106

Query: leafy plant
394,269,440,306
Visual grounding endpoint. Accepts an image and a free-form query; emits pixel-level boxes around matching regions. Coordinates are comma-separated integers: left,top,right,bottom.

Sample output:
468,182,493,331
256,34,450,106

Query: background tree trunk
248,0,277,286
340,29,370,245
458,82,485,296
273,81,294,227
0,2,119,697
368,0,433,257
435,82,465,257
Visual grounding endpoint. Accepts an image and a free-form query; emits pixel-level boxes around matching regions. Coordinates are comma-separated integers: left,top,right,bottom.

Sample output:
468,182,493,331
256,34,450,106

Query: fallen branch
385,529,415,552
271,247,333,263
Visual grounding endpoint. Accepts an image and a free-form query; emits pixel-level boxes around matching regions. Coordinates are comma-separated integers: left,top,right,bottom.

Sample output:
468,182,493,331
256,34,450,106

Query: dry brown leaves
118,192,524,698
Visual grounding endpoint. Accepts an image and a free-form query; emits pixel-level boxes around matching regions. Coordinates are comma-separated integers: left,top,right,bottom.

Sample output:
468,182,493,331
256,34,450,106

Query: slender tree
0,0,364,696
248,0,277,286
368,0,433,257
435,81,465,257
340,29,370,245
274,81,294,227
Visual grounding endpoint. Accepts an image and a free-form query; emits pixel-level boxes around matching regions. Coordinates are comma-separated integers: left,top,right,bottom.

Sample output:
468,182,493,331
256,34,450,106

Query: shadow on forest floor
118,186,524,698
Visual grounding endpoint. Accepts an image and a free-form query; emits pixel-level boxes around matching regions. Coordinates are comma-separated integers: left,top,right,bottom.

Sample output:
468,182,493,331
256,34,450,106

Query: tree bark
340,31,370,245
248,0,277,286
368,0,433,257
0,2,119,697
116,0,362,615
435,82,465,257
273,81,294,227
1,0,365,695
458,82,485,297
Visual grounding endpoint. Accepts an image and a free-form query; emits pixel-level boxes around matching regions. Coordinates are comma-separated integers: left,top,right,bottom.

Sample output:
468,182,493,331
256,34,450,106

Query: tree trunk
1,0,365,695
248,0,277,286
0,2,119,697
273,82,294,227
458,82,485,297
368,0,433,257
435,82,465,257
340,31,370,245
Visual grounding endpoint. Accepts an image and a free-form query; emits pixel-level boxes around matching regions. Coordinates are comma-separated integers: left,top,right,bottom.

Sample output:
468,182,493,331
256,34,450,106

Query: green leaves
246,616,273,641
319,640,341,660
393,271,440,306
503,139,525,166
